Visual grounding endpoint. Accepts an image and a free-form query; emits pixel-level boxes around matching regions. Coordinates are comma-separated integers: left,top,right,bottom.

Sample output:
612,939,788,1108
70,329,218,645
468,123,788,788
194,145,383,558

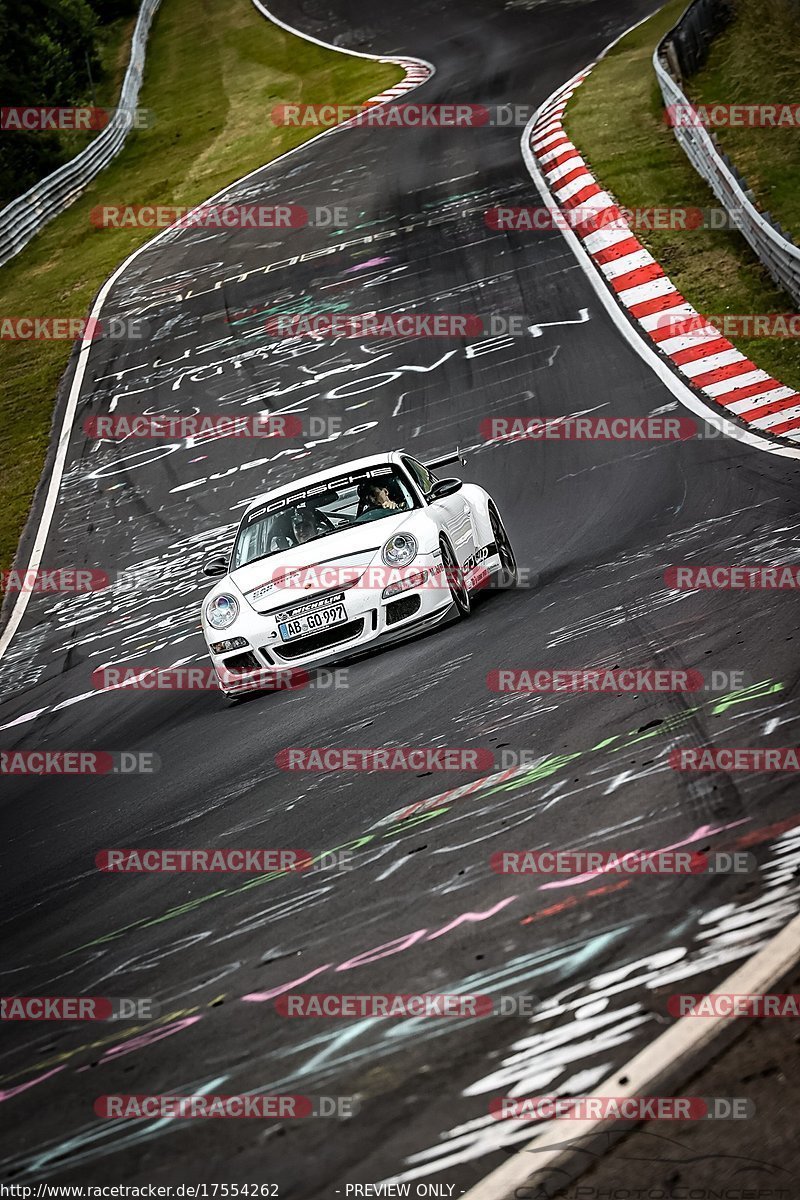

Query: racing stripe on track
526,69,800,446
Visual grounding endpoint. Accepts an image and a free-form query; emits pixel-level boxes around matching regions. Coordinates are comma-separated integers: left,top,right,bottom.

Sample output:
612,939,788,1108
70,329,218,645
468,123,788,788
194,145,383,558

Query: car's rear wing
422,448,466,471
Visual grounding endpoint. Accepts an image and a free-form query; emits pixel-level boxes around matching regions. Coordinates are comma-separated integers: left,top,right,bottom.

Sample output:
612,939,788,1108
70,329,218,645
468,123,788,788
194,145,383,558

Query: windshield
232,466,418,569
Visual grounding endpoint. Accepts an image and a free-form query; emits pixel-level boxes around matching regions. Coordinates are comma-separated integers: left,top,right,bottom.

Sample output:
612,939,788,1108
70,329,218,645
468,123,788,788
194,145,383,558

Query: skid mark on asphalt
3,826,799,1179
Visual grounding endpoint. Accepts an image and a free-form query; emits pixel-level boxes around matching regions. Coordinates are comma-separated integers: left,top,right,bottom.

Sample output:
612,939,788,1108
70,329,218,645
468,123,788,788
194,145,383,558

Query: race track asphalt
1,0,798,1192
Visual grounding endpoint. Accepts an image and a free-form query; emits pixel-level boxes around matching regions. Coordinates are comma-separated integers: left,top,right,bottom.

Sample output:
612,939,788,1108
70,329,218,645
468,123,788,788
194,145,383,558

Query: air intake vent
385,595,421,625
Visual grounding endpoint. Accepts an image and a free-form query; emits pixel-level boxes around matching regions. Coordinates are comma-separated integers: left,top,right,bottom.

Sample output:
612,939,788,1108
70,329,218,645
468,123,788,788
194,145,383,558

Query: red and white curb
252,0,435,114
528,69,800,446
363,58,433,105
0,9,434,662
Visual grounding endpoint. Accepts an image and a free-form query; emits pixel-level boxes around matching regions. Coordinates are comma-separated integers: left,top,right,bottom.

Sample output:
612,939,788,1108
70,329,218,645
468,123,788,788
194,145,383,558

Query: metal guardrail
0,0,161,269
654,0,800,307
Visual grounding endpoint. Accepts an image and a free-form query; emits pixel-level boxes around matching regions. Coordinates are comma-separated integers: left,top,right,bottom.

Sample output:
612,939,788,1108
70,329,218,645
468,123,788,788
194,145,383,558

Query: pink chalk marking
343,257,392,273
99,1015,203,1060
242,897,519,1000
0,1065,66,1103
335,930,426,971
242,963,333,1003
425,896,517,940
538,821,750,889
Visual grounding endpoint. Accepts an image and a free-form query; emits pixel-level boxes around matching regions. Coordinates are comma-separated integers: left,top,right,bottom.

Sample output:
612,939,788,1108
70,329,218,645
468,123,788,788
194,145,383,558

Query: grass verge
0,0,401,575
563,0,799,396
688,0,800,241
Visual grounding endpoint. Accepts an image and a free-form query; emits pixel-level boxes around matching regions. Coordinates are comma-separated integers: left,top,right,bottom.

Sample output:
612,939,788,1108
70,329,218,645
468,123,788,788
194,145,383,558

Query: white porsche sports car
201,449,516,697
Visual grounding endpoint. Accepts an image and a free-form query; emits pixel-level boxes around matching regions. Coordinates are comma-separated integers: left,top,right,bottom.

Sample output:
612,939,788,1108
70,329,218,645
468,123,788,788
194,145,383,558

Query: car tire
440,536,471,618
489,503,518,588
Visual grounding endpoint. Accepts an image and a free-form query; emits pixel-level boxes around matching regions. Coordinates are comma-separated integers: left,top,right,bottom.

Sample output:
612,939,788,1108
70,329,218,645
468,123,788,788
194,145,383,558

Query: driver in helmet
360,477,406,512
291,505,322,544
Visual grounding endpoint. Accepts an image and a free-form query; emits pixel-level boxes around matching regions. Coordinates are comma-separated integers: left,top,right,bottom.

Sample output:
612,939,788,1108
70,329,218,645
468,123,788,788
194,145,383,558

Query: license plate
279,603,347,641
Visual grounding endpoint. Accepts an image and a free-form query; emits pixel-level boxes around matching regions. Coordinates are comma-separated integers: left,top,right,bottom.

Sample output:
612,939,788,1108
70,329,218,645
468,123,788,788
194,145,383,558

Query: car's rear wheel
440,537,471,617
489,503,517,587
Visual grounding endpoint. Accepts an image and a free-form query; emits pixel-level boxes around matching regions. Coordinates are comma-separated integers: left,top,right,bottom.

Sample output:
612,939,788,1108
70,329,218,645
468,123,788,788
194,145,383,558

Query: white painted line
533,122,567,142
538,102,568,123
583,225,637,254
553,173,596,203
639,301,698,331
547,155,587,184
570,190,615,215
728,386,796,415
463,910,800,1200
532,125,564,148
703,368,771,397
600,248,657,280
658,328,721,355
616,276,675,307
0,1,434,661
679,348,747,379
539,139,574,165
519,13,800,460
752,403,800,429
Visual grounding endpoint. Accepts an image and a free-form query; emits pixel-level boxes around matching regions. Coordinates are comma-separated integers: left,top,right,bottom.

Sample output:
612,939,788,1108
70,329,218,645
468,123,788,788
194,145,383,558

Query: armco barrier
0,0,161,268
654,0,800,307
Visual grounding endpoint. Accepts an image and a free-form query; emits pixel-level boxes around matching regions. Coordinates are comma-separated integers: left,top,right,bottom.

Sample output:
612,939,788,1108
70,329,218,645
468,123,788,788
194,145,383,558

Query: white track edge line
458,19,800,1196
0,2,434,662
463,910,800,1200
520,98,800,463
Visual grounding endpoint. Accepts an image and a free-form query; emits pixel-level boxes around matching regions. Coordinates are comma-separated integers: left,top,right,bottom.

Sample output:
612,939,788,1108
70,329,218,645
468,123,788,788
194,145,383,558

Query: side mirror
202,554,228,578
429,477,463,501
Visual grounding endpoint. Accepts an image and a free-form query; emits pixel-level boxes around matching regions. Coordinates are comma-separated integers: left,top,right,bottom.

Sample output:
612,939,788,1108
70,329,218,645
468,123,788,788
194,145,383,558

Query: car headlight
205,593,239,630
382,569,428,599
382,533,417,567
210,636,248,654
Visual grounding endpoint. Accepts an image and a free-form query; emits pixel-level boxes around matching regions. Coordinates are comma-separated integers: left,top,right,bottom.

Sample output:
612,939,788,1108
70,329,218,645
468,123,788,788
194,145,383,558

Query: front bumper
203,551,503,695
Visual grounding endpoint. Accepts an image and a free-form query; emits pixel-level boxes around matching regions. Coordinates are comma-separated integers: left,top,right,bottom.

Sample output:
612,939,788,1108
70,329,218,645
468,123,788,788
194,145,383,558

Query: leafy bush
0,0,135,204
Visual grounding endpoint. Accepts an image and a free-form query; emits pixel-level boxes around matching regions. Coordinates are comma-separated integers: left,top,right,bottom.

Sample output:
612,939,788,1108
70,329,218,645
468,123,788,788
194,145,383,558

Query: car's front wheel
440,537,471,617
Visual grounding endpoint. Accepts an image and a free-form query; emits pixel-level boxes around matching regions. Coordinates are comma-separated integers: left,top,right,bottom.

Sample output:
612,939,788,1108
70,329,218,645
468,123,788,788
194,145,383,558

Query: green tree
0,0,99,204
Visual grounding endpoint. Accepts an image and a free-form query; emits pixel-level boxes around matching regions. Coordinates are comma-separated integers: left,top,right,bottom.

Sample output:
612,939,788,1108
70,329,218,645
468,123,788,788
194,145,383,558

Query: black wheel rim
441,540,469,612
491,508,516,578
